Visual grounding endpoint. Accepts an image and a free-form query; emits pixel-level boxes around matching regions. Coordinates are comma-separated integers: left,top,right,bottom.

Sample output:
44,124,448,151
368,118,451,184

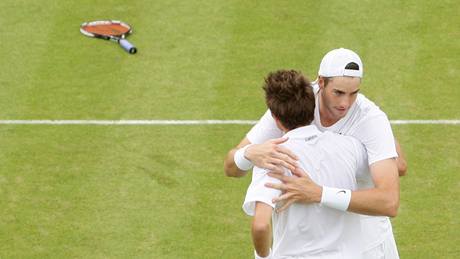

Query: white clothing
362,226,400,259
247,83,397,165
243,125,366,259
246,83,398,252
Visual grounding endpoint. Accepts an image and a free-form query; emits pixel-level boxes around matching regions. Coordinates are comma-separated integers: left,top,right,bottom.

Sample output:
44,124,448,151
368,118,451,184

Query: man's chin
334,109,348,118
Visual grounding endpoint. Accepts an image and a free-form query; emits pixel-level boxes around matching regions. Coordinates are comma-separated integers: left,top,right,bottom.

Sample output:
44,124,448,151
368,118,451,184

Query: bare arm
224,137,298,178
265,158,400,217
252,202,273,258
395,139,407,176
348,159,400,217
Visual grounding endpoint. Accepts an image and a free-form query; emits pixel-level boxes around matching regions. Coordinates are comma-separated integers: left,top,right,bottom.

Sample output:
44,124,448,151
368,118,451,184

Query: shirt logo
337,190,346,194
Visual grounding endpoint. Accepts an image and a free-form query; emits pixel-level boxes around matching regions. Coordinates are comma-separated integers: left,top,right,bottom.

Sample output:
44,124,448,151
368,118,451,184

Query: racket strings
83,24,129,37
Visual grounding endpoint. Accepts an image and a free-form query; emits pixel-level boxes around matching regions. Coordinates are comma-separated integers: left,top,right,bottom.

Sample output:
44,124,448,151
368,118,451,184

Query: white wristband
234,144,254,171
320,186,351,211
254,248,272,259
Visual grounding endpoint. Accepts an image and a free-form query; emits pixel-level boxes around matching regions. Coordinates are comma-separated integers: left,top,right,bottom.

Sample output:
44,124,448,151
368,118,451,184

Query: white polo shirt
246,83,397,250
243,125,367,259
247,83,397,165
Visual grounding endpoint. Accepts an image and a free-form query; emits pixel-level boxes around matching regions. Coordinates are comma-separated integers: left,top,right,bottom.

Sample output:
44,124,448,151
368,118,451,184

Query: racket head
80,20,132,39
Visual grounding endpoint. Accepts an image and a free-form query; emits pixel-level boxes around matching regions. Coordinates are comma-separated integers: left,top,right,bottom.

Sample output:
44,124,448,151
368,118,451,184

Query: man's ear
318,76,325,89
273,116,287,133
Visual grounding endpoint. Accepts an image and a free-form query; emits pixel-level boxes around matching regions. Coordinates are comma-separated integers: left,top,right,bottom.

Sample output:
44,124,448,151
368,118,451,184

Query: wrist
314,185,323,203
234,144,254,171
320,186,351,211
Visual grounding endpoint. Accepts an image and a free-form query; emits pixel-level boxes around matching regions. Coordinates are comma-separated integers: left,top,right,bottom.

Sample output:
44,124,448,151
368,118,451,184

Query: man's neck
282,124,314,134
318,92,339,127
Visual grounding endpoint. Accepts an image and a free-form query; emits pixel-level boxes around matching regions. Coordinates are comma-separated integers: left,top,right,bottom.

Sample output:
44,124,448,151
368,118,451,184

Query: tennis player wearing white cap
225,48,405,258
244,70,366,258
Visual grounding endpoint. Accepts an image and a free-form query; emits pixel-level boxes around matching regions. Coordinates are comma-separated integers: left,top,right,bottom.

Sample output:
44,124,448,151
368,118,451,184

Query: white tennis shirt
246,83,398,250
243,125,367,258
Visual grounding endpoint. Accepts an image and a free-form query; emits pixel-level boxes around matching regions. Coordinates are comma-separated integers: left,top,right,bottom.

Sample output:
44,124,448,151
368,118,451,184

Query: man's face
319,76,361,122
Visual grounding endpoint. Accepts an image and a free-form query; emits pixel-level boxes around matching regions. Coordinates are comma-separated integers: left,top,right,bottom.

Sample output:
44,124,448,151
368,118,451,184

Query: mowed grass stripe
18,2,143,119
0,0,459,258
2,125,459,258
210,1,320,119
0,1,64,118
0,125,253,258
392,125,460,258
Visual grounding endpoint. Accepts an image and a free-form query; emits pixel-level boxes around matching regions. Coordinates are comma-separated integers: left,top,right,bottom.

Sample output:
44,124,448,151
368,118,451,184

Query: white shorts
362,232,399,259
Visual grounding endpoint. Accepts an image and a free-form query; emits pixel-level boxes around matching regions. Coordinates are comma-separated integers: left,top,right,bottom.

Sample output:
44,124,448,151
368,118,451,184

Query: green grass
392,125,460,258
0,0,459,258
0,125,253,258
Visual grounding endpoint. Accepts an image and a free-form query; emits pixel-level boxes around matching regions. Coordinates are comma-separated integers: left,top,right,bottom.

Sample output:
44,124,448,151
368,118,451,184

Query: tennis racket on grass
80,20,137,54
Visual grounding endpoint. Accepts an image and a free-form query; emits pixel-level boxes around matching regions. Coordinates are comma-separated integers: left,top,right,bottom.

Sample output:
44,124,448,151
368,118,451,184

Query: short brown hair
263,70,315,130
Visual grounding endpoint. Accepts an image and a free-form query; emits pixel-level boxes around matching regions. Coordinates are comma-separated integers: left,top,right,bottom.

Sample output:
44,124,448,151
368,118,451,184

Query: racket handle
119,39,137,54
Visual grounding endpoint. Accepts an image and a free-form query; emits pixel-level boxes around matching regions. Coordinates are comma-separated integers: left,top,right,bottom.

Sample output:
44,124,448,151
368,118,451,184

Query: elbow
252,220,270,237
223,161,245,178
386,206,398,218
397,159,408,177
398,163,408,177
224,151,248,178
223,162,233,177
385,199,399,218
398,165,407,176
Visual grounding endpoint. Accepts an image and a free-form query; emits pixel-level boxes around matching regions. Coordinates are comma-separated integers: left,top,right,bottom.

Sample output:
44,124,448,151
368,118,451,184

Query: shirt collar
313,85,358,134
283,125,322,139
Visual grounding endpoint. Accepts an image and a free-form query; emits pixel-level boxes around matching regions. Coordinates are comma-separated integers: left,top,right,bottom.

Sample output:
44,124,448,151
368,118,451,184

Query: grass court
0,0,459,258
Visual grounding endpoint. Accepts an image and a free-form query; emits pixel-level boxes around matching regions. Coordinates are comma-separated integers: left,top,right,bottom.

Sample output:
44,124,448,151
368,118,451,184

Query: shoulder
355,93,385,117
351,93,391,131
320,132,364,155
351,95,397,163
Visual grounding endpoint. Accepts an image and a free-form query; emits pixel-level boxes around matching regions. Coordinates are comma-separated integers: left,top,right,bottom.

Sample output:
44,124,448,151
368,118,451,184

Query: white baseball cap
318,48,363,78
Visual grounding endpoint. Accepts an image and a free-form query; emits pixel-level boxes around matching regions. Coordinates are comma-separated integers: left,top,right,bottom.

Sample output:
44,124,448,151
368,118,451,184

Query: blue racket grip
119,39,137,54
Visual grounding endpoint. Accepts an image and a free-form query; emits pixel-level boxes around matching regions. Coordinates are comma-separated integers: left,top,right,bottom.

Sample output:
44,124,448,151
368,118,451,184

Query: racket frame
80,20,137,54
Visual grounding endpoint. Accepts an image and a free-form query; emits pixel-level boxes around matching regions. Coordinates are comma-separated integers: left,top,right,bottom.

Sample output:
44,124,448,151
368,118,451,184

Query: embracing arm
348,158,400,217
224,109,299,178
266,158,400,217
224,137,298,178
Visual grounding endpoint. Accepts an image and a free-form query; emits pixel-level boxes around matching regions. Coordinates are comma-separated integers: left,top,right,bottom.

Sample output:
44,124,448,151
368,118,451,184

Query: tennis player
244,70,366,258
225,48,405,258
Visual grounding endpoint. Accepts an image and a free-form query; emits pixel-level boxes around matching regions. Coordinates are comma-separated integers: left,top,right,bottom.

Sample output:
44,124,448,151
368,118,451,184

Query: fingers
270,137,289,145
275,200,295,213
275,145,299,161
268,157,296,171
292,167,307,178
269,166,285,175
264,182,286,191
249,138,298,171
269,146,298,171
269,153,297,171
262,163,288,175
272,192,292,203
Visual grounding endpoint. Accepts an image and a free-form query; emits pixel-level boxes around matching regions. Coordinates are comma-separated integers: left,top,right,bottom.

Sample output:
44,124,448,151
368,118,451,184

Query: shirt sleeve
247,109,284,144
354,113,398,165
242,166,282,216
